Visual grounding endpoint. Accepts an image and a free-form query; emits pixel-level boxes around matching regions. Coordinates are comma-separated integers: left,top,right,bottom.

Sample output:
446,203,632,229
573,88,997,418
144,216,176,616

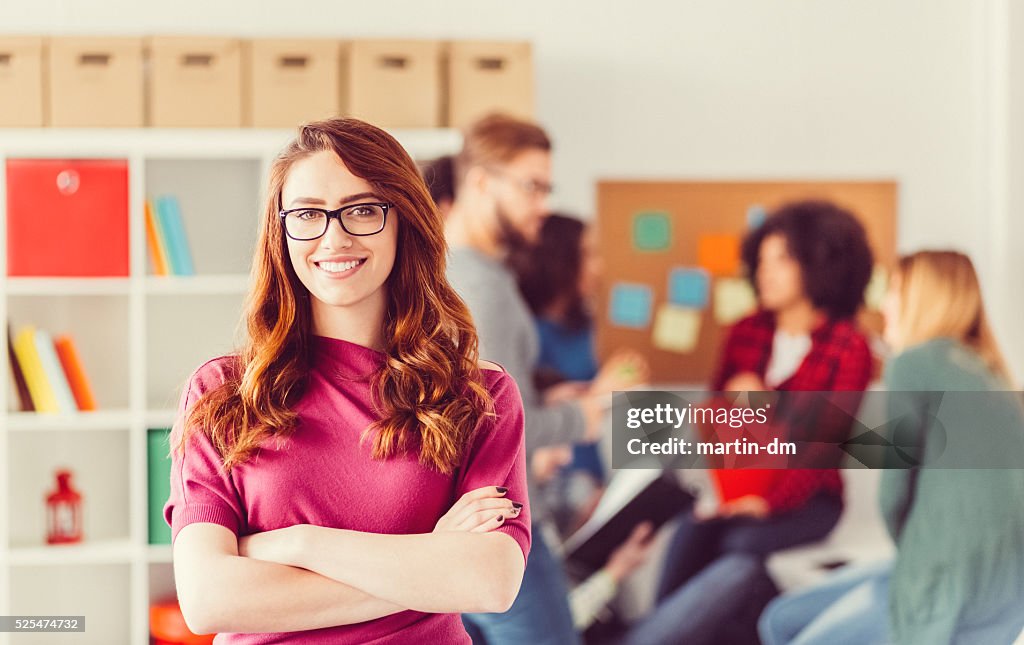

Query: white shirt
764,330,812,388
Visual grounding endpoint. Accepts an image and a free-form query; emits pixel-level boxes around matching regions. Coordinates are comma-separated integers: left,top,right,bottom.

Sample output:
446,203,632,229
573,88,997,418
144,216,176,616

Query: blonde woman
759,250,1024,644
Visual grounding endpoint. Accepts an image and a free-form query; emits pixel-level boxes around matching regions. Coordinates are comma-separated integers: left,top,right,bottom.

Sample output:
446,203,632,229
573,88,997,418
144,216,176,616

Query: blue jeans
624,552,773,645
631,492,842,644
461,525,579,645
655,492,843,603
759,559,891,645
760,559,1024,645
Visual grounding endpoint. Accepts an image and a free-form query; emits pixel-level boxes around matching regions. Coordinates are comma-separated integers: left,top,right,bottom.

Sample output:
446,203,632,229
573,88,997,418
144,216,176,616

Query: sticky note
747,204,767,229
864,265,888,311
609,283,654,328
632,211,671,251
714,278,757,325
668,267,710,308
652,304,702,353
698,234,741,276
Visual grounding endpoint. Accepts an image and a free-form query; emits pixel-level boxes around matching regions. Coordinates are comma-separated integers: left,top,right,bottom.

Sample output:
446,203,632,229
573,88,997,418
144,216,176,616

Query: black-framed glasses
278,202,391,240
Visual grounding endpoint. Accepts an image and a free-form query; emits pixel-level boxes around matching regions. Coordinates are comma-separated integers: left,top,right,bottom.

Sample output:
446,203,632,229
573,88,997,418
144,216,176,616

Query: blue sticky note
668,267,710,308
609,283,654,328
633,211,671,251
747,204,767,229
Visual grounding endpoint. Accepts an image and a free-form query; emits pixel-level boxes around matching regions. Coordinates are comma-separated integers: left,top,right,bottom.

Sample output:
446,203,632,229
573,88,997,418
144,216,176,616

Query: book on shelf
33,328,78,414
7,323,34,411
144,199,170,276
8,324,98,414
154,195,196,276
12,325,59,413
54,335,97,411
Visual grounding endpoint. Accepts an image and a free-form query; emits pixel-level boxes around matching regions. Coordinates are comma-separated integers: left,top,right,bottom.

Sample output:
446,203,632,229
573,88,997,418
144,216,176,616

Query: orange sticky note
698,234,741,276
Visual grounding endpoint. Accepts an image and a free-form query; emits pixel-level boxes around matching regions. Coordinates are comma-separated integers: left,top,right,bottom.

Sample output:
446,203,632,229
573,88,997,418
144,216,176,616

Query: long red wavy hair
175,118,493,475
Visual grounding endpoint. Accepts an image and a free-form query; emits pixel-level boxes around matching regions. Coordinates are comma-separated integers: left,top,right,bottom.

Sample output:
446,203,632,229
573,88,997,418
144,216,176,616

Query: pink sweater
163,335,531,644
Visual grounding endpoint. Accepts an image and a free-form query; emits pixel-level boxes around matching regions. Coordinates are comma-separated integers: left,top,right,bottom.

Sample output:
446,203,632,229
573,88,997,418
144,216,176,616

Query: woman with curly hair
163,118,530,643
627,200,875,644
759,251,1024,644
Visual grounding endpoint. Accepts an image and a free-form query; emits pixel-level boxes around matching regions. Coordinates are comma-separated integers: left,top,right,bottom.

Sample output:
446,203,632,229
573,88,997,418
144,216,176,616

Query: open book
559,468,696,578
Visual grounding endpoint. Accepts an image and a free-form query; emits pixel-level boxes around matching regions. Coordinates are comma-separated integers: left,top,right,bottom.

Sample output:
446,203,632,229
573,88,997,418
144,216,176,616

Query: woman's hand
433,486,523,534
589,350,650,397
237,486,522,567
543,380,590,405
603,522,656,583
715,494,770,520
237,524,305,567
723,372,767,392
531,444,573,484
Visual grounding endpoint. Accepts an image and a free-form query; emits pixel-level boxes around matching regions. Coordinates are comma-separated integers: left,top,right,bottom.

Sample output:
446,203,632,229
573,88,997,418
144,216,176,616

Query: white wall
1007,0,1024,381
3,0,1020,373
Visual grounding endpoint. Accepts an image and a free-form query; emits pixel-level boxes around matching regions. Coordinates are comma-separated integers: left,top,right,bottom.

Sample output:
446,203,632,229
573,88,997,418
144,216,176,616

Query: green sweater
881,338,1024,644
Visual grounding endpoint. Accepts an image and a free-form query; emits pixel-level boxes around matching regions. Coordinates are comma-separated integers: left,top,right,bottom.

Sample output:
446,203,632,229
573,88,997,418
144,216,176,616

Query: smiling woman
162,118,531,644
279,151,399,339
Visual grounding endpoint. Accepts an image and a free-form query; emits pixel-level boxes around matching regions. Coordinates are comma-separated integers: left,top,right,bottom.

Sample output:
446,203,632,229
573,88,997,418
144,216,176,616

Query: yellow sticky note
652,304,702,353
864,265,888,311
714,278,757,325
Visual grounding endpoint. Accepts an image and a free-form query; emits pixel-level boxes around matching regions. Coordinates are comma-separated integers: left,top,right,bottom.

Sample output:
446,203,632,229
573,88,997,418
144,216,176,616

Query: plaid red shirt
712,310,873,514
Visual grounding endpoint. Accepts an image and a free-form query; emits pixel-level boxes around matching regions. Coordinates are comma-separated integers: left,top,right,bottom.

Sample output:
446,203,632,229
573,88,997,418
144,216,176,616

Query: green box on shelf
148,428,172,545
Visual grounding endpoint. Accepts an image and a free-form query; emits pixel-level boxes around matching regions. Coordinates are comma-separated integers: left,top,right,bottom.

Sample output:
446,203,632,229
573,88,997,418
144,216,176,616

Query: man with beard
447,114,627,644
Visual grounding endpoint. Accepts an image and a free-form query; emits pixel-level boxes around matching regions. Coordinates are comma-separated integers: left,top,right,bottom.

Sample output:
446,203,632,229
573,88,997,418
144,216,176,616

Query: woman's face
755,234,805,311
881,271,903,349
281,150,398,323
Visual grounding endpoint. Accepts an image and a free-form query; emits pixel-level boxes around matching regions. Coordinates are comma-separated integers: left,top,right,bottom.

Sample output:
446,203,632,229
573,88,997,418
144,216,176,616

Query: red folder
6,159,129,277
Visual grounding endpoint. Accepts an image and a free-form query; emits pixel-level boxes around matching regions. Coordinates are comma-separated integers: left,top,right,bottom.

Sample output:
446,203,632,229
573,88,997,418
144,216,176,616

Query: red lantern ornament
46,469,82,544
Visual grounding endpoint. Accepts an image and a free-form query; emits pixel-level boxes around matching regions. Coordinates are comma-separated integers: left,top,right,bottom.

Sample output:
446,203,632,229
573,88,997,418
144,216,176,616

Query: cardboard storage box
249,39,341,128
48,37,144,127
148,36,244,127
447,41,534,128
345,40,442,128
0,36,46,127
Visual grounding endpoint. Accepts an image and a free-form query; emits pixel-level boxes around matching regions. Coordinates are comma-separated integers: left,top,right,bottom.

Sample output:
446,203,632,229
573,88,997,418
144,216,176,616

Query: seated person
626,200,876,645
758,251,1024,645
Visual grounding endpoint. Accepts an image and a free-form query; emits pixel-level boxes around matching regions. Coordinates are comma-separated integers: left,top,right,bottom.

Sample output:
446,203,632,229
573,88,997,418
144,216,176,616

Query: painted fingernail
496,515,504,522
495,486,508,494
512,502,523,510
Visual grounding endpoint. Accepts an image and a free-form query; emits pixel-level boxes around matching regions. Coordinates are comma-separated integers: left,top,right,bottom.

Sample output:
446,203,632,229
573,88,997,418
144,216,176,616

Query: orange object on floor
150,601,215,644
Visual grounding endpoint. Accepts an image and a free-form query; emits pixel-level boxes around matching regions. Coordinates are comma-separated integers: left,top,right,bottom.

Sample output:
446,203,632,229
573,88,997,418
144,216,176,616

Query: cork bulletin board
595,180,898,384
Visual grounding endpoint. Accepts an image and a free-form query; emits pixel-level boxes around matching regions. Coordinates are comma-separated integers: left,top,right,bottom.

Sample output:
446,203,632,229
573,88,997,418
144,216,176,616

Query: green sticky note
633,211,672,251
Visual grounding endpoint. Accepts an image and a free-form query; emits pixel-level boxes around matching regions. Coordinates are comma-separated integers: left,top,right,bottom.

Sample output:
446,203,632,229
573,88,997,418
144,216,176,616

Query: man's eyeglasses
278,202,391,240
486,168,554,198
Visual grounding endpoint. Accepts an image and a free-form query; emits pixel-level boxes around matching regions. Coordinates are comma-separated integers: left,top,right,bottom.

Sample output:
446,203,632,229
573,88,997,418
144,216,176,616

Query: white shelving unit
0,127,461,645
